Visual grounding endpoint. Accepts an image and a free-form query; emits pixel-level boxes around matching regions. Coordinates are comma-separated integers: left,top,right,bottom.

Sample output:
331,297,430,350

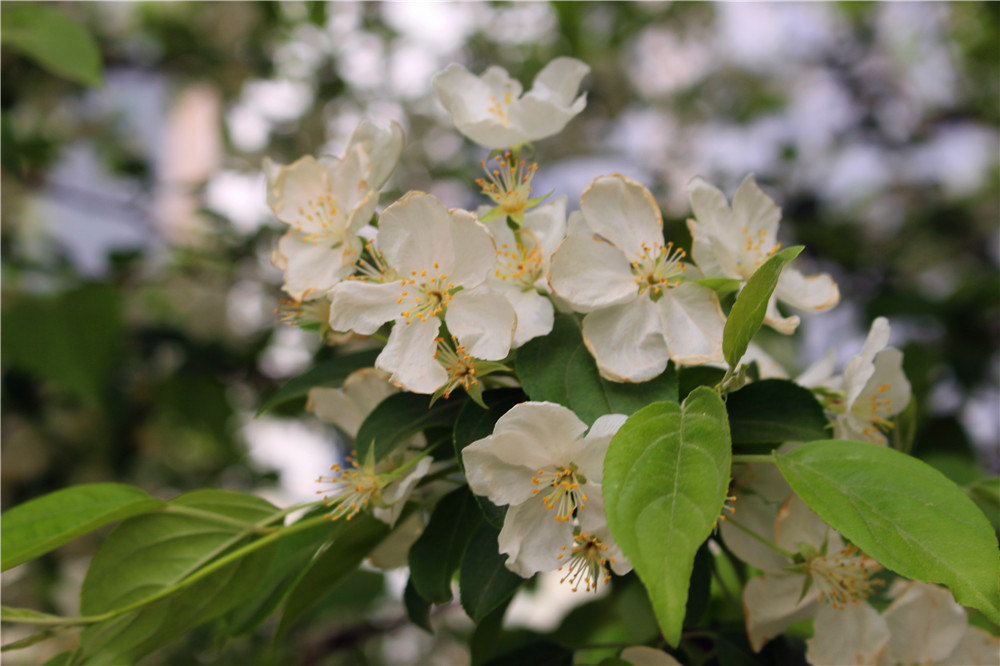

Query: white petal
307,387,365,437
743,342,789,379
376,317,446,393
277,231,359,301
807,602,889,666
529,57,590,108
582,299,670,382
446,286,516,360
524,196,568,260
851,348,912,422
344,119,405,190
579,174,663,258
449,210,498,288
719,493,789,572
686,176,731,235
566,210,590,235
548,234,638,312
367,512,424,569
432,63,529,149
265,155,330,229
576,493,632,575
733,461,793,503
880,582,967,665
656,282,725,366
498,496,574,577
462,432,549,506
501,285,553,348
329,280,404,335
378,192,455,277
381,455,433,506
936,626,1000,666
843,317,892,408
731,174,781,247
619,646,681,666
686,217,742,280
773,494,830,553
744,572,818,651
775,266,840,313
325,145,373,213
342,367,398,415
512,93,586,143
763,293,800,335
493,401,588,457
797,349,838,389
575,414,628,481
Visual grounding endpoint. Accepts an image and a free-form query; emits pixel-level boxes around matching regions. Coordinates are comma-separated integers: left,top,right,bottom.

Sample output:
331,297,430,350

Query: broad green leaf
726,379,829,445
1,7,102,86
722,246,803,368
694,277,742,296
409,486,483,604
404,578,432,633
775,440,1000,624
967,478,1000,532
603,388,732,646
459,523,522,624
515,314,677,425
2,483,163,571
2,284,122,402
257,348,380,414
221,508,335,635
356,392,465,462
453,388,525,527
276,511,393,636
76,491,280,664
470,599,510,666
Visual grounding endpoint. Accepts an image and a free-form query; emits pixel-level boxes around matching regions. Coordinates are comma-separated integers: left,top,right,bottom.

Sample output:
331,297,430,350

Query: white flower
265,120,404,301
549,174,725,381
834,317,911,445
307,367,400,438
461,402,631,589
328,192,516,394
734,493,890,664
482,196,567,347
686,174,840,334
433,58,590,149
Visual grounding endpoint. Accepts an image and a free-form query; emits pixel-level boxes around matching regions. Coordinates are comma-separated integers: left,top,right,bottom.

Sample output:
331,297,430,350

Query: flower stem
724,516,796,560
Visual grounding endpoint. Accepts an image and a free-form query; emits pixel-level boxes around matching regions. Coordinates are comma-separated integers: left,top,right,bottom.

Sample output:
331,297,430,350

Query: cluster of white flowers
261,57,988,664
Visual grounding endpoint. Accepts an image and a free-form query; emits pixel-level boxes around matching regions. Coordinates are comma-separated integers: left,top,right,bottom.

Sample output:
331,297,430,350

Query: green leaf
485,642,573,666
2,483,163,571
459,523,523,624
515,314,678,425
678,366,726,400
775,440,1000,624
221,508,335,635
694,277,742,296
404,578,433,633
1,7,102,86
409,486,483,604
722,246,803,368
453,388,525,527
257,348,380,414
1,628,62,652
2,284,122,402
603,388,732,646
726,379,829,445
276,511,393,636
967,478,1000,532
356,392,465,462
76,491,280,664
1,606,84,626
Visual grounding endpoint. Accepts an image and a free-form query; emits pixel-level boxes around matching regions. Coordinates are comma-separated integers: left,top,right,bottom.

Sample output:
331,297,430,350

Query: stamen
531,464,587,521
808,544,884,609
558,532,613,592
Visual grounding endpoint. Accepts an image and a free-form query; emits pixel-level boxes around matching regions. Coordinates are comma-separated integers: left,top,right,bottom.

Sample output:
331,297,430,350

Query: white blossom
433,58,589,149
686,174,839,334
549,174,725,381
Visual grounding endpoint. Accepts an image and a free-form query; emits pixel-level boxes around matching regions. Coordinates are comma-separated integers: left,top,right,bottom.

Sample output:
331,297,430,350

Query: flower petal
851,348,911,422
881,582,967,665
378,191,456,277
329,280,405,334
449,210,498,288
806,602,889,666
744,572,818,652
493,401,588,459
446,286,516,360
376,317,447,393
498,496,574,577
529,57,590,108
843,317,891,408
462,431,548,506
548,233,637,312
500,285,554,348
720,494,789,572
731,174,781,247
582,299,669,382
579,174,663,258
936,626,1000,665
773,494,830,553
265,155,330,231
344,119,405,190
432,63,528,149
525,196,568,260
656,282,725,366
277,231,360,301
775,266,840,313
763,294,800,334
574,414,628,482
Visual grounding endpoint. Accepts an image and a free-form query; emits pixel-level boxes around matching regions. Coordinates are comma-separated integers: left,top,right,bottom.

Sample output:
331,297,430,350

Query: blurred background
2,2,997,664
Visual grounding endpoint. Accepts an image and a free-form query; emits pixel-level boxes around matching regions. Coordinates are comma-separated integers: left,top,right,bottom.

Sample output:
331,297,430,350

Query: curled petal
656,282,725,366
775,266,840,313
376,317,446,393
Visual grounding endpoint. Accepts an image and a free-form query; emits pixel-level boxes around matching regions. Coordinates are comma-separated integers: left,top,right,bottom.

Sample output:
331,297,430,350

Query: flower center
477,153,538,215
495,235,544,289
735,226,782,277
487,91,514,126
397,263,456,324
630,241,688,298
316,454,384,521
557,532,613,592
531,463,587,521
434,336,479,399
353,241,400,283
860,383,896,438
807,544,884,609
295,193,346,246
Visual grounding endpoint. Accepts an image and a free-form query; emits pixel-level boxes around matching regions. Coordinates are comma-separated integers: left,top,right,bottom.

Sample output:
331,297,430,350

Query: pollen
558,532,613,592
